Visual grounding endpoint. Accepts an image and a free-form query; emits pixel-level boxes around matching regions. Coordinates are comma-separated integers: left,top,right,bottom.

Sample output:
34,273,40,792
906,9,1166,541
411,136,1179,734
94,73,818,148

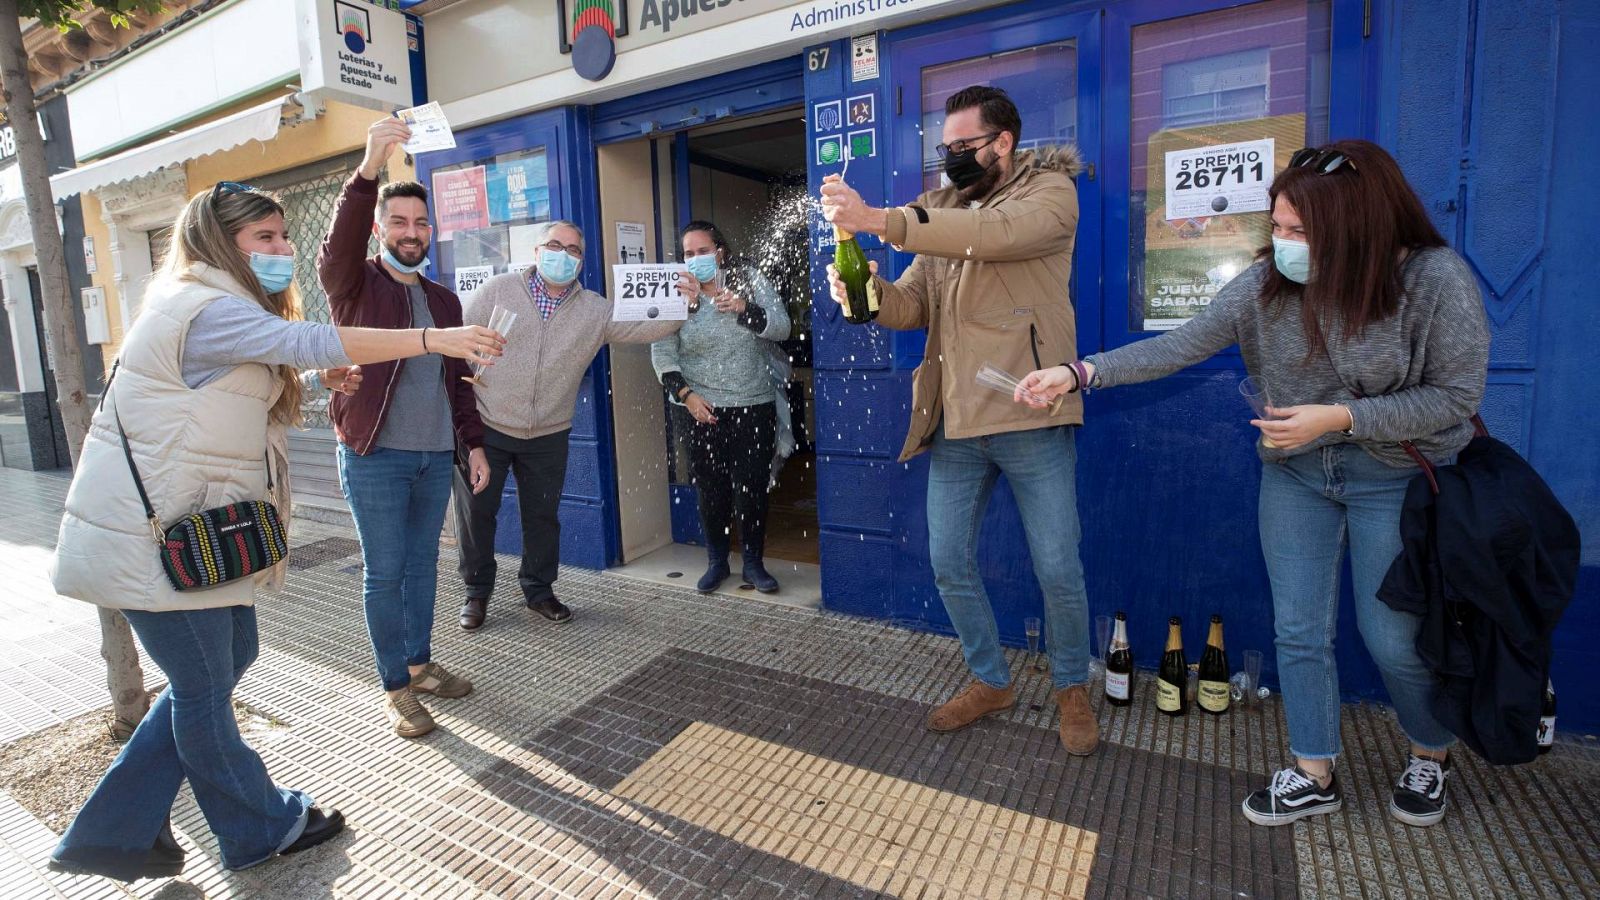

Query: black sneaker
1390,754,1450,826
1242,766,1343,826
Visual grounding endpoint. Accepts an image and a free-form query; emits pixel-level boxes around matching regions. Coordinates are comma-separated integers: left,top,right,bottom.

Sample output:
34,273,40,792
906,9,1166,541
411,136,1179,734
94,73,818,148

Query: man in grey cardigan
453,220,681,630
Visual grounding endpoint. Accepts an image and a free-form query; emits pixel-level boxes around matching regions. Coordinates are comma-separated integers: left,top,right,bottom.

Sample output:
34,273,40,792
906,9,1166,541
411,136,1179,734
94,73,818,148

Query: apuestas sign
295,0,413,111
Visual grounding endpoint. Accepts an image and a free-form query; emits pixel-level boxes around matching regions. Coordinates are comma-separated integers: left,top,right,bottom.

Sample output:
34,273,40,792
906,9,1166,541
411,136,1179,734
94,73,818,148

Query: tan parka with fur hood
872,145,1084,461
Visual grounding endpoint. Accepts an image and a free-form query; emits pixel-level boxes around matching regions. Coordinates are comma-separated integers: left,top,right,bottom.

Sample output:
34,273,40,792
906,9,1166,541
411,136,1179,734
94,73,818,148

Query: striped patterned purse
106,365,288,592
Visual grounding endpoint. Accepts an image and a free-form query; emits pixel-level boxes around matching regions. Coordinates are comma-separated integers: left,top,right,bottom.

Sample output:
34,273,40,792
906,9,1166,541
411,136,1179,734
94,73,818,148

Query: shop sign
0,110,47,164
296,0,413,111
557,0,628,82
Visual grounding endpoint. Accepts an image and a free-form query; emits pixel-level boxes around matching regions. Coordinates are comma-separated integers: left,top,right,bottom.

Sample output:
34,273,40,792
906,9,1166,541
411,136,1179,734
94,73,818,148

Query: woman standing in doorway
1016,140,1488,828
47,182,502,881
653,221,792,594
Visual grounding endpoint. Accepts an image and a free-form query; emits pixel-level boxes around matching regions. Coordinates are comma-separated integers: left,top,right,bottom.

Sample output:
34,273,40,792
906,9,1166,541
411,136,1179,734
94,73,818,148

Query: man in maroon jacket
317,117,496,740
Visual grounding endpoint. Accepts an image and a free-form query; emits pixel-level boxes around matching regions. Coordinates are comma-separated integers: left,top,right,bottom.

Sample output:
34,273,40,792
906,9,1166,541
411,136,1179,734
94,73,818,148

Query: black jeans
453,426,570,604
676,402,776,562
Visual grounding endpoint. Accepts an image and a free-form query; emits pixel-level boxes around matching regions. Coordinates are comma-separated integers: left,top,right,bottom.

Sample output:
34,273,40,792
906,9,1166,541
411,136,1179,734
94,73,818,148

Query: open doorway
600,107,819,602
677,112,817,567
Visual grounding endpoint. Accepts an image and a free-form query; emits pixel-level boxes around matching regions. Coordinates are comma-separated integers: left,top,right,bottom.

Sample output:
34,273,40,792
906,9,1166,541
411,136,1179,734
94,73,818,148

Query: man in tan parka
822,85,1097,756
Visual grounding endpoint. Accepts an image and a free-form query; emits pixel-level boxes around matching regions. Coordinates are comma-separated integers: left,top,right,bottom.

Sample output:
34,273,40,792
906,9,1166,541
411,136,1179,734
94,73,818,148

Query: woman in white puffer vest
46,183,503,882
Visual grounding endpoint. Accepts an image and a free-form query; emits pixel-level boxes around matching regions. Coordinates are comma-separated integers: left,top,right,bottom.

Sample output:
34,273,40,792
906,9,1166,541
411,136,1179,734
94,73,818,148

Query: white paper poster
1164,138,1274,221
454,265,495,296
615,221,647,265
611,264,689,322
396,101,455,154
851,34,880,82
508,223,543,267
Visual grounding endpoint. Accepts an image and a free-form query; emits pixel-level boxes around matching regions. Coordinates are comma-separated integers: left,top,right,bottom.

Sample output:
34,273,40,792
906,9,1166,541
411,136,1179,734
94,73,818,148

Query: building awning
49,94,314,201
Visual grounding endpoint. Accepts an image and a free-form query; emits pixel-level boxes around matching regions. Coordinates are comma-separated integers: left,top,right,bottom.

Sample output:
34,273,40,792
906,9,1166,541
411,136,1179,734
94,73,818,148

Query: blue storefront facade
417,0,1598,731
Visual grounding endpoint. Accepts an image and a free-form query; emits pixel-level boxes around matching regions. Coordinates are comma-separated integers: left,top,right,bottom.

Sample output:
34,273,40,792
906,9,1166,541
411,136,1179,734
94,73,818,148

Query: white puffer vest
50,264,293,611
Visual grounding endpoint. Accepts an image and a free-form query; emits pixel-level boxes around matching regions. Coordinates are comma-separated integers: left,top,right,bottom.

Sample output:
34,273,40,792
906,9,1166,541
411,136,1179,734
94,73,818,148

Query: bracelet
421,327,430,353
1069,360,1092,394
1064,364,1081,393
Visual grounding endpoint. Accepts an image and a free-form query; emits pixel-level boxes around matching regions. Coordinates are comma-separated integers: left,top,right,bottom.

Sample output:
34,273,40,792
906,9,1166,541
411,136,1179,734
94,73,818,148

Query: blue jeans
53,606,310,875
1259,444,1455,759
339,445,455,691
928,424,1091,690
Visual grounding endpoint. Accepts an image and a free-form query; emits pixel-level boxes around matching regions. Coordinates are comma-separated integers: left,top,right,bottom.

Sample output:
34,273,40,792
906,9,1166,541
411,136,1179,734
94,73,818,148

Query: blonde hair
160,187,304,426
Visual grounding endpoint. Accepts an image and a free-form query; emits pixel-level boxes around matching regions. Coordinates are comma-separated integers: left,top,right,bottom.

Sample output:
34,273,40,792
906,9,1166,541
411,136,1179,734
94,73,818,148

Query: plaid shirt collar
527,268,576,320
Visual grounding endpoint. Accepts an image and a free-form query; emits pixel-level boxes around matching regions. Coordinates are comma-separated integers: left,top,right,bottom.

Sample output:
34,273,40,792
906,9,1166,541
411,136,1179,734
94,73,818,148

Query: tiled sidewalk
2,465,1597,899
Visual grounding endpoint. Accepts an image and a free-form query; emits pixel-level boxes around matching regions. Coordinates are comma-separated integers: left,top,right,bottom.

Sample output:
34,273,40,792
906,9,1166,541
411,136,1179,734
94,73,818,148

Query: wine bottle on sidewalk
1105,611,1132,707
1537,679,1556,754
1156,617,1188,716
832,226,880,324
1197,615,1230,714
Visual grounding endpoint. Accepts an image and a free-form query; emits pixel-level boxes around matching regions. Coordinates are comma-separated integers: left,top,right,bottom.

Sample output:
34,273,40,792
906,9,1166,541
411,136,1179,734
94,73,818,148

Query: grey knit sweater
651,267,791,409
1089,248,1489,467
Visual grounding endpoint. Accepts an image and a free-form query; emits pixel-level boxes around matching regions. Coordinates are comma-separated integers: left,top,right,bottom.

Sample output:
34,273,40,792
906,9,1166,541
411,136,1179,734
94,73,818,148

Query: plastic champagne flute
462,305,517,387
1239,375,1282,449
1024,616,1043,672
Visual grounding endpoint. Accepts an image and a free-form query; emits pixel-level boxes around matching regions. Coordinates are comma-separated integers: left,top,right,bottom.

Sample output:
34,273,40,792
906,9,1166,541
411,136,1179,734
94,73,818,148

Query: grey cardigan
1089,248,1489,467
652,267,791,409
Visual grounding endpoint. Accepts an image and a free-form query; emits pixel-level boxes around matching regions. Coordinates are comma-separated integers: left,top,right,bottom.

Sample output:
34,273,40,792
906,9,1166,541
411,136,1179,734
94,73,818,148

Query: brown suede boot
927,681,1016,733
1055,685,1100,756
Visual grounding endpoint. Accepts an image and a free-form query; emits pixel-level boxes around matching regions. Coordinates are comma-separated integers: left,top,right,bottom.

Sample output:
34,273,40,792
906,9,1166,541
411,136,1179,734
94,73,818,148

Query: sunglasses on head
1289,147,1356,175
209,181,260,205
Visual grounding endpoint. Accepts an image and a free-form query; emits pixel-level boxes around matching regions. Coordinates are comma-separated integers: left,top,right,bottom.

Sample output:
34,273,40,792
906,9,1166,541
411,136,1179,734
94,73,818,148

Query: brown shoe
384,689,435,739
1055,685,1100,756
459,597,487,631
927,681,1015,733
409,662,473,699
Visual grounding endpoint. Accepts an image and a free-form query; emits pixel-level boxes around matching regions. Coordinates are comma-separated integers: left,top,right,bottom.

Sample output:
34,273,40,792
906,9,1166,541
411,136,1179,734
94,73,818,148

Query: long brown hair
158,187,304,426
1260,139,1446,350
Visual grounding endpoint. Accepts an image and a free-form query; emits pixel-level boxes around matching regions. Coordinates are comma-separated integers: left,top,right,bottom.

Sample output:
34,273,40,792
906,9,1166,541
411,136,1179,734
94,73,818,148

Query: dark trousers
676,402,776,563
453,425,570,604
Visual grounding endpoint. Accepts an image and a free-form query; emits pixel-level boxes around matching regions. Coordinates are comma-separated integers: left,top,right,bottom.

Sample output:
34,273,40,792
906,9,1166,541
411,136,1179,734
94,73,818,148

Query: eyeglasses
935,132,1001,158
1289,147,1356,175
210,181,259,205
540,239,583,258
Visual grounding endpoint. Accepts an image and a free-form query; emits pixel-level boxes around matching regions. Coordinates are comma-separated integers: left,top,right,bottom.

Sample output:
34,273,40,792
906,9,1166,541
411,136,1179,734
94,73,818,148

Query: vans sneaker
1389,754,1450,826
1242,765,1342,826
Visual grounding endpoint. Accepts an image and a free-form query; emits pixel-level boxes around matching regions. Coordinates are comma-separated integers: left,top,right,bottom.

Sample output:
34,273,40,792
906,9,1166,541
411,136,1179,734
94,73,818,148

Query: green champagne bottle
832,225,879,324
1156,617,1188,716
1197,615,1230,714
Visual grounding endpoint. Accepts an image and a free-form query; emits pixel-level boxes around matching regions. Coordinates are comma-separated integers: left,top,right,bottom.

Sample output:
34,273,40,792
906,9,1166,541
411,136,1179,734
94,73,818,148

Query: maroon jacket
316,173,484,455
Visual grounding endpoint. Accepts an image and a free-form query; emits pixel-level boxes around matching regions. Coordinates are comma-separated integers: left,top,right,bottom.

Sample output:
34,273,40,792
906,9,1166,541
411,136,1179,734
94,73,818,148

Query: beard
385,237,429,266
956,148,1005,204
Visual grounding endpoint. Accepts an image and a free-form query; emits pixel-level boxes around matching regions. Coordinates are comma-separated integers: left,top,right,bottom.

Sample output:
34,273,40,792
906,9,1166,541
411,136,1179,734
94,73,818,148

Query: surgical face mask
684,253,719,284
942,144,993,190
381,247,429,275
249,252,295,294
1272,236,1313,284
538,247,580,286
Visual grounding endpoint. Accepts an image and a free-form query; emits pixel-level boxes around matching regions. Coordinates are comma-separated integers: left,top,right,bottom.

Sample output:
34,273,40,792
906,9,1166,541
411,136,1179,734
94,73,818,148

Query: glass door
889,8,1102,357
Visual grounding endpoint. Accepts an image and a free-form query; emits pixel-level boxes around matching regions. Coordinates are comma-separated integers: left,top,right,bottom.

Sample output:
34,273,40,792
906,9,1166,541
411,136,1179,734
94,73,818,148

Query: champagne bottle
1197,614,1230,714
832,225,880,324
1156,617,1188,716
1537,679,1556,754
1104,611,1132,707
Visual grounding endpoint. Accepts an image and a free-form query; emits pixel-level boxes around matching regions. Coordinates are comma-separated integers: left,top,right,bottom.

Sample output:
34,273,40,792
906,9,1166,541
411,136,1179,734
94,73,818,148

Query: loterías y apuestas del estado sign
559,0,777,83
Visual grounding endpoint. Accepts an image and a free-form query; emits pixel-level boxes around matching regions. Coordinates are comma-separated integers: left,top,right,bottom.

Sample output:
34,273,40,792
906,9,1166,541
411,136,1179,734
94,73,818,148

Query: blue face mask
381,247,430,275
1272,236,1313,284
684,254,720,284
537,247,580,286
249,252,295,294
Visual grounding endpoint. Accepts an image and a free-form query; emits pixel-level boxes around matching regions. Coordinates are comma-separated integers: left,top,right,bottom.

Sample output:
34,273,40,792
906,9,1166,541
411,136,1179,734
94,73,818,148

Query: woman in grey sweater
1018,141,1489,829
653,221,791,594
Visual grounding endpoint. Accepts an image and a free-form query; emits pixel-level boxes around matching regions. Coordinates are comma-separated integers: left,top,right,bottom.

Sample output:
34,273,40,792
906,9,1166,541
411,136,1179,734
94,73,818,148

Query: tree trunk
0,3,148,738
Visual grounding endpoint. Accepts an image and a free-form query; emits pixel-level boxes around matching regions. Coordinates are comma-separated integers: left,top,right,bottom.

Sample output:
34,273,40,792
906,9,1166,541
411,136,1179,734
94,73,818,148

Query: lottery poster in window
487,155,551,225
432,165,489,241
1141,115,1303,331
